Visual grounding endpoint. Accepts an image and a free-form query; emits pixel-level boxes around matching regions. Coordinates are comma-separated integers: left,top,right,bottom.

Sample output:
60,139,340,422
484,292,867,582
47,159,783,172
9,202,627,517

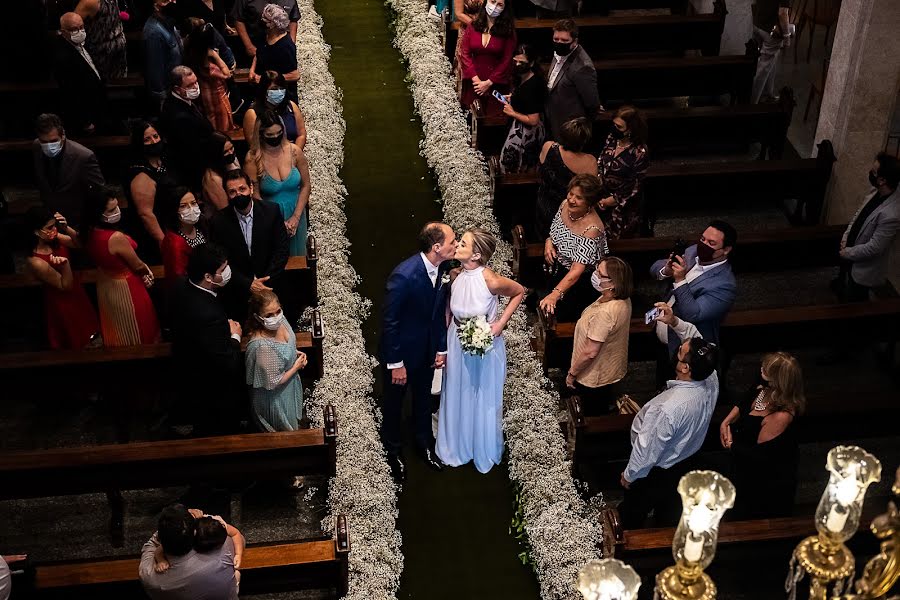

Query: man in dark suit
171,243,244,435
544,19,601,142
158,65,215,191
32,113,105,229
380,222,458,482
53,13,106,135
208,169,290,321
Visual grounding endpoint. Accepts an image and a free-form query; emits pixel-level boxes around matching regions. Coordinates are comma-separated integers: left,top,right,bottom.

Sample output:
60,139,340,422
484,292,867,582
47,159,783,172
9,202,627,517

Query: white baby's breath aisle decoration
385,0,603,597
294,4,403,598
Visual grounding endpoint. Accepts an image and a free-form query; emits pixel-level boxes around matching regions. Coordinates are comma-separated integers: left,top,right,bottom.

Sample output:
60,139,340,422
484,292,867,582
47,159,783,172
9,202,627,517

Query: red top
458,25,516,110
161,230,192,281
31,244,100,350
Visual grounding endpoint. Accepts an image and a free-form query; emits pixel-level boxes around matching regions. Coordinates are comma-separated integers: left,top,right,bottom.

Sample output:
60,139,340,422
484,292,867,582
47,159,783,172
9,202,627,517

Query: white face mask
485,1,503,17
101,206,121,224
69,29,87,45
211,264,231,287
255,310,283,331
179,205,201,225
184,85,201,100
591,271,614,293
41,140,63,157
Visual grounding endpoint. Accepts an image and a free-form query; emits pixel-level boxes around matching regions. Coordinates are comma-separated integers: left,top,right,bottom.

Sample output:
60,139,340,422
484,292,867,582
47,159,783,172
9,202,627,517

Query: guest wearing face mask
249,5,299,103
544,19,600,143
649,220,737,389
457,0,516,117
243,71,308,153
161,187,207,286
172,243,244,436
73,0,127,81
83,186,161,347
144,0,184,110
596,106,649,240
32,113,106,230
245,289,307,432
565,257,633,415
159,66,217,193
127,121,180,260
202,133,243,212
53,12,106,135
499,43,546,174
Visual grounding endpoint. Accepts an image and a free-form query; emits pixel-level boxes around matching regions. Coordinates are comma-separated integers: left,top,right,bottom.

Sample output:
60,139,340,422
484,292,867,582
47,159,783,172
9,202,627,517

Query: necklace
567,208,587,222
752,389,769,412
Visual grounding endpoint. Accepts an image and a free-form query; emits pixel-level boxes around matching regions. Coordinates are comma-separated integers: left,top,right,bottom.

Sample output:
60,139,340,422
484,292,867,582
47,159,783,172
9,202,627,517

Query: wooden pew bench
0,128,247,156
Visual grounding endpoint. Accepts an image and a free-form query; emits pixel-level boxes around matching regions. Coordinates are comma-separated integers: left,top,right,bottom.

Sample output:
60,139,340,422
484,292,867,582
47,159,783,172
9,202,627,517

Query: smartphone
644,307,662,325
669,238,688,260
492,90,508,104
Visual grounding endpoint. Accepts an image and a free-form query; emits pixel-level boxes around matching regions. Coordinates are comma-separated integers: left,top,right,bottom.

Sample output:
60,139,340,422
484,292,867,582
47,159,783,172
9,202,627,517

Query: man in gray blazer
544,19,601,142
31,113,105,229
836,153,900,301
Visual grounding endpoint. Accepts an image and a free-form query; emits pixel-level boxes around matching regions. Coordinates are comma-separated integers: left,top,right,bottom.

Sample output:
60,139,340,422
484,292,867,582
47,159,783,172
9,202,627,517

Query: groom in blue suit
380,222,458,483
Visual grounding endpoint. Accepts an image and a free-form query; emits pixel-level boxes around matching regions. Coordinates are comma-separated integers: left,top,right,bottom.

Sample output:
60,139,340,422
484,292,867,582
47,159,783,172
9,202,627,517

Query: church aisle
315,0,541,597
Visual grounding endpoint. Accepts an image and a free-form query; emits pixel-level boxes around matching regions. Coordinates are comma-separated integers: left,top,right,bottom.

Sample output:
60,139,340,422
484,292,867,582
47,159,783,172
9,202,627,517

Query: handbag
616,394,641,415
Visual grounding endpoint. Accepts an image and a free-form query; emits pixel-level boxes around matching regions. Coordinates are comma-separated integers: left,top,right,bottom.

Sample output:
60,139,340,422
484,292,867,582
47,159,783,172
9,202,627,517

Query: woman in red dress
161,186,207,286
24,207,100,350
457,0,516,117
83,187,161,347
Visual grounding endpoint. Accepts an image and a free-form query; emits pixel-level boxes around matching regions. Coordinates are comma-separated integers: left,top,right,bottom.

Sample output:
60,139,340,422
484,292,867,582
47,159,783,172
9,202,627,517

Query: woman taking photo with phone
499,43,546,174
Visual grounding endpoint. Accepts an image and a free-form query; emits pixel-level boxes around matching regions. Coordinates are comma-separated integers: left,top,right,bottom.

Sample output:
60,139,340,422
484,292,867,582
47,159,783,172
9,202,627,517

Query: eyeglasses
696,343,718,357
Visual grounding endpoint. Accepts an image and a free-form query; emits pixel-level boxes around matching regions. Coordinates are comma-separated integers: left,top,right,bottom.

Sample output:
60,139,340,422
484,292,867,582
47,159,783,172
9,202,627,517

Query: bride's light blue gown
436,266,506,473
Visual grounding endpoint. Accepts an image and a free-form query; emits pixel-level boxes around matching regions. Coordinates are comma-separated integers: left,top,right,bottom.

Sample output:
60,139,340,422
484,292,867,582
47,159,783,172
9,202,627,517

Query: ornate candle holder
577,558,641,600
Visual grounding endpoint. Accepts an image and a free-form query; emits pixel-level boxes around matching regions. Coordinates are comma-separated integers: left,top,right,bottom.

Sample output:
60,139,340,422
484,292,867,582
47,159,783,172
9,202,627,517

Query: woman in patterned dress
596,106,650,239
499,44,546,174
76,0,127,79
184,21,234,133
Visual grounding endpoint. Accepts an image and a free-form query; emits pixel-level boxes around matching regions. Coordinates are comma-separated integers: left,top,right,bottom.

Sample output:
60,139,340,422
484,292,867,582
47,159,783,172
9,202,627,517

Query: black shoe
387,453,406,484
418,447,444,472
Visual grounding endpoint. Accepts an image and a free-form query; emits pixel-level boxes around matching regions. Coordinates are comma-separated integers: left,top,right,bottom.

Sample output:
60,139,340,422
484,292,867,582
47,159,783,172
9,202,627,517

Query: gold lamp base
654,565,716,600
794,535,855,582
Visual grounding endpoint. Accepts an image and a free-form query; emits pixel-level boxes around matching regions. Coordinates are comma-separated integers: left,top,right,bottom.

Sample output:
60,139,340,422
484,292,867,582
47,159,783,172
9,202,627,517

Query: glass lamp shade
671,470,735,570
814,445,881,545
577,559,641,600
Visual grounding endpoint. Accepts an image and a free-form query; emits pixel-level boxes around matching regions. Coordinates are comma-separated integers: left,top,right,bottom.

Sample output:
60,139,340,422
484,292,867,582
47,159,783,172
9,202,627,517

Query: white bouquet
457,315,494,357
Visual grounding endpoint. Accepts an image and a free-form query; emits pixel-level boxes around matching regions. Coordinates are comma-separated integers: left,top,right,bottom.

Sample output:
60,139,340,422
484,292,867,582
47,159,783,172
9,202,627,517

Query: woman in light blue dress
436,229,525,473
245,290,307,431
245,110,311,256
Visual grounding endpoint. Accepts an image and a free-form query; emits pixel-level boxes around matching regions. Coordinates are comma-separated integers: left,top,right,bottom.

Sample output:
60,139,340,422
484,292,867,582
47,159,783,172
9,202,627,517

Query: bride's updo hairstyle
468,228,496,265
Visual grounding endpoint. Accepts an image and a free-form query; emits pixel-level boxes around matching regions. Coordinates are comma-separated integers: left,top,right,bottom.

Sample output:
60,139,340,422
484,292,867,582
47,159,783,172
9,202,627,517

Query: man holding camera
649,220,737,389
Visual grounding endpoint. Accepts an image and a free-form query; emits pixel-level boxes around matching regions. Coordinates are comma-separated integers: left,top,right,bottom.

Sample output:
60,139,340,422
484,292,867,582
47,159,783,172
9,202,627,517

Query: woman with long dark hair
242,70,307,152
201,132,241,211
596,105,650,239
457,0,516,116
160,186,207,286
183,19,234,132
499,43,546,173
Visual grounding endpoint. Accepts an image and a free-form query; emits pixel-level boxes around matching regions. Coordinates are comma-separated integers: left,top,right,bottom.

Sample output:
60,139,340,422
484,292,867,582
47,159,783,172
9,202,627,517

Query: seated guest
245,289,307,432
144,0,184,110
172,243,243,435
545,19,600,142
202,132,243,212
209,169,289,320
53,12,106,135
619,303,719,528
74,0,127,81
139,504,238,600
244,110,311,257
650,220,737,387
534,117,597,241
25,207,100,350
565,256,632,415
538,174,609,322
83,187,161,347
596,106,649,240
243,70,308,152
32,113,105,229
499,43,546,174
127,120,180,256
161,186,207,286
457,0,516,117
153,509,245,585
184,20,235,133
249,5,300,102
159,66,217,192
720,351,804,519
232,0,300,61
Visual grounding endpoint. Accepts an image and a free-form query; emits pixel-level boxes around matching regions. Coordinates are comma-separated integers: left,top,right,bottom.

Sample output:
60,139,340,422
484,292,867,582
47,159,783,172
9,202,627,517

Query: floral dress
85,0,127,80
596,134,649,239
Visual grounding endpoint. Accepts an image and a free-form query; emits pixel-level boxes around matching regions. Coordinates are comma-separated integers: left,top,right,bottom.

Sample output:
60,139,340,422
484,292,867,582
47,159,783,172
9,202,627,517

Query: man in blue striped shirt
618,303,720,528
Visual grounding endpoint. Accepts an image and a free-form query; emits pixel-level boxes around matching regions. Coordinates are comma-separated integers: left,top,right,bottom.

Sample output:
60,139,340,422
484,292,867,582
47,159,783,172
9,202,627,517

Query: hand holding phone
644,307,662,325
492,89,508,104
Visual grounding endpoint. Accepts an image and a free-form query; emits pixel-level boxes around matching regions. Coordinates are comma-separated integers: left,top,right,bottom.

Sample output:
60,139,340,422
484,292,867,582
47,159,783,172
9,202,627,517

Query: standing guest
499,44,546,174
243,70,308,152
539,174,609,322
565,257,633,415
83,187,161,347
751,0,792,103
545,19,600,143
457,0,516,117
619,306,719,528
720,351,804,519
245,290,307,431
74,0,127,80
209,169,290,320
184,21,235,132
171,243,244,435
202,133,242,212
244,110,311,257
450,0,484,93
161,186,207,285
139,504,238,600
53,12,106,135
153,510,245,587
249,5,300,102
159,66,217,192
596,106,649,240
232,0,300,61
184,16,241,117
32,113,106,229
25,207,100,350
178,0,231,35
534,117,597,240
127,120,179,257
144,0,184,110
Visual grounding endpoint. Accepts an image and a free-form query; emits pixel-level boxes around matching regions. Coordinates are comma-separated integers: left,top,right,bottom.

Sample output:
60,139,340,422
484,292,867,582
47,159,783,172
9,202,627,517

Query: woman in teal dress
245,110,311,256
245,290,308,431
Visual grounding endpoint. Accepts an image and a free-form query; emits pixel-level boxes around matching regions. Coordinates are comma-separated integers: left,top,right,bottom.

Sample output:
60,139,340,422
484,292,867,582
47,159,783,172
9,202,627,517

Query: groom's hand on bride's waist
390,366,407,386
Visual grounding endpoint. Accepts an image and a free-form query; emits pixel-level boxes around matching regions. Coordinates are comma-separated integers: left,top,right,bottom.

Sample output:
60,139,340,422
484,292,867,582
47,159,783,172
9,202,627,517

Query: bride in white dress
436,229,525,473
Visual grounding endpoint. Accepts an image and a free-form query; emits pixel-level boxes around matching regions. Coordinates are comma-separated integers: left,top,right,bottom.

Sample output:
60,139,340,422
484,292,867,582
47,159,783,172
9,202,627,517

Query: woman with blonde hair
720,351,805,518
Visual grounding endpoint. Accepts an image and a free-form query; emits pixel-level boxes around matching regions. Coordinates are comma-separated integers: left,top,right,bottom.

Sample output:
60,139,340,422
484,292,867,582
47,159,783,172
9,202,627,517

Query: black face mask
514,62,531,75
160,3,179,18
869,171,879,187
263,134,284,147
553,41,574,56
610,128,626,140
144,140,165,157
222,152,236,165
230,193,252,211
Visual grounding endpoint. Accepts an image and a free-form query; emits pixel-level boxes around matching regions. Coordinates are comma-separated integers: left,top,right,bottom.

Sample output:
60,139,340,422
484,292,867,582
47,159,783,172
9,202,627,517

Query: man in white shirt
544,19,601,142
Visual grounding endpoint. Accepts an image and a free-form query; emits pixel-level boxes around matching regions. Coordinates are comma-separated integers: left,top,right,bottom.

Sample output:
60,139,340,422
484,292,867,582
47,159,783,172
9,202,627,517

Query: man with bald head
52,12,106,134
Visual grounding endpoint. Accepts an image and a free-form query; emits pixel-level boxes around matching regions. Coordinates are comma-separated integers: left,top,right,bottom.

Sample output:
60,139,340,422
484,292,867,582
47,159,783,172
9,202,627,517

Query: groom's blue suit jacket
380,254,450,370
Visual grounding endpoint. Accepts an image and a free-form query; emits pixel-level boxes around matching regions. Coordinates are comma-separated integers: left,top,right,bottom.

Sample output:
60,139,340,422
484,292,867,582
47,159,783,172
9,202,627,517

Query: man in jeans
751,0,793,103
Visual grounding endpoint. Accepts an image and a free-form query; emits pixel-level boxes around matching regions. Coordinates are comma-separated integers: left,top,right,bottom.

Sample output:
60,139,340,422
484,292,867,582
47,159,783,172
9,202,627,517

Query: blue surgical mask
267,88,286,105
41,140,63,158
